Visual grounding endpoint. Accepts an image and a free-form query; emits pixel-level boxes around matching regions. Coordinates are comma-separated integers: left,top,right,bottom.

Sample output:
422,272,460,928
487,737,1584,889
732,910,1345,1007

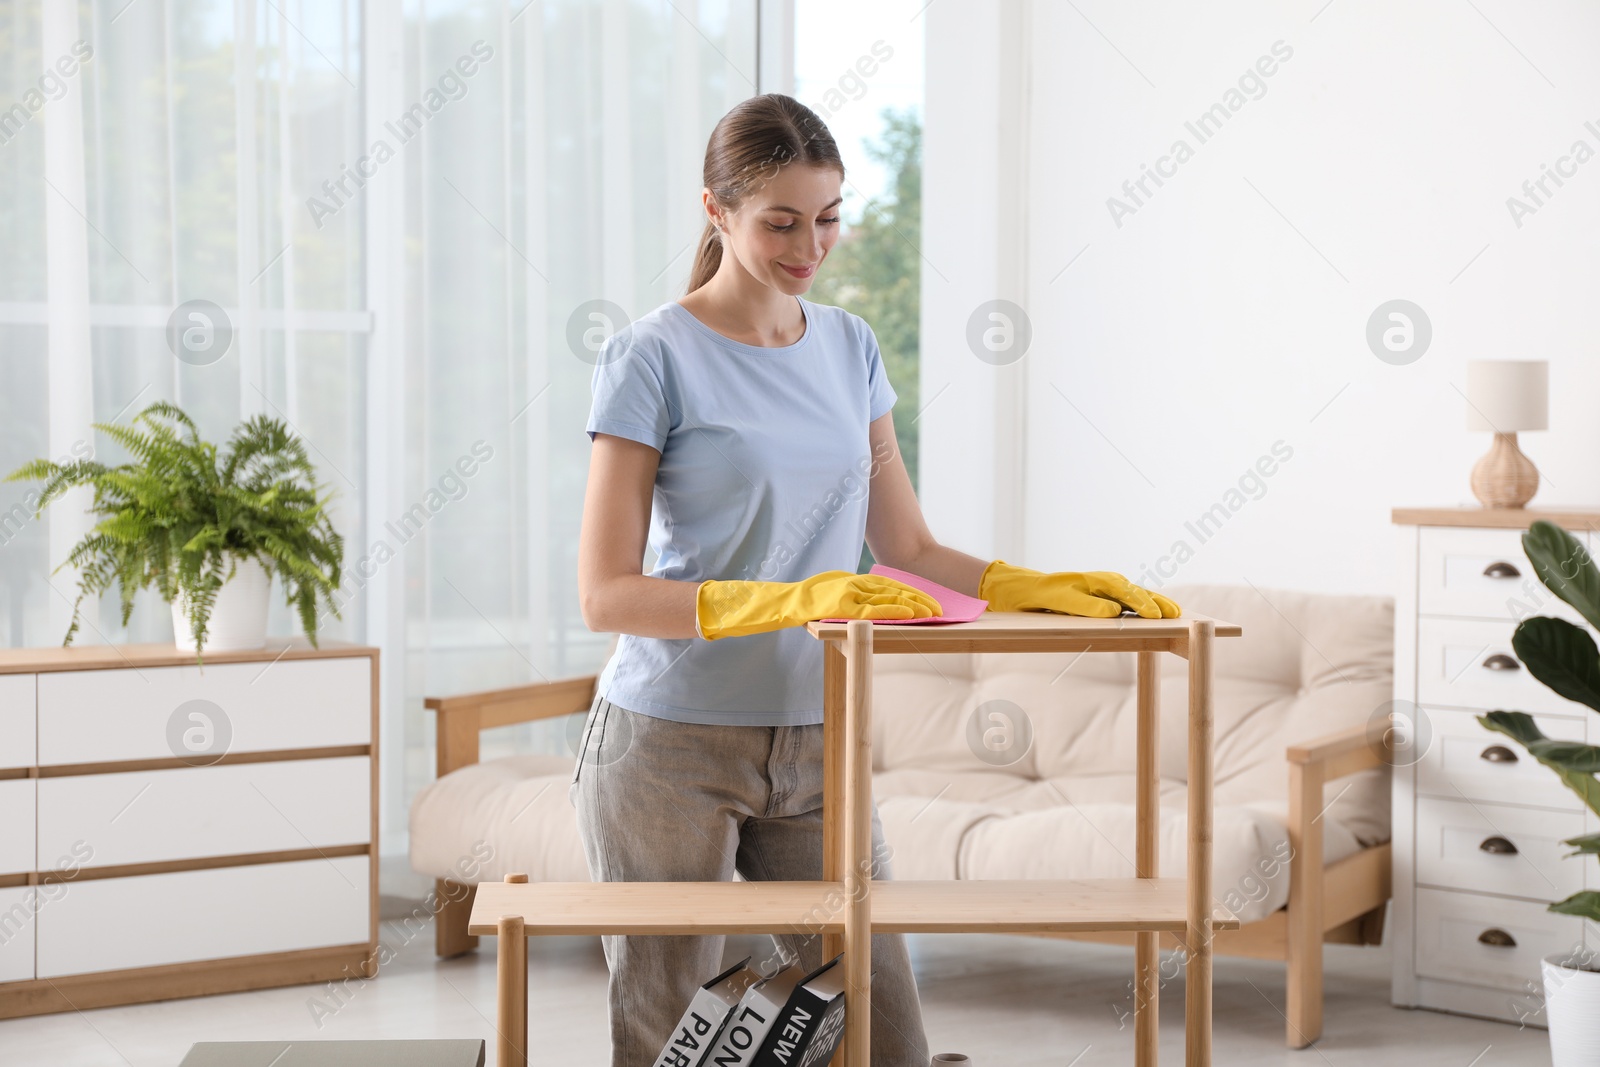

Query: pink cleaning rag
819,564,988,625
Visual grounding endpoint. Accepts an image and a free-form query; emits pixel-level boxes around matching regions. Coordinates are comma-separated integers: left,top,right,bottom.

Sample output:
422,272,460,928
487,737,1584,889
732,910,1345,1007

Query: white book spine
704,982,792,1067
655,986,737,1067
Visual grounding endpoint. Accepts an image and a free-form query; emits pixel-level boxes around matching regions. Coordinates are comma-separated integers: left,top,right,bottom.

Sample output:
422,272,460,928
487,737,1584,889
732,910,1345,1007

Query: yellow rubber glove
696,570,944,640
979,559,1181,620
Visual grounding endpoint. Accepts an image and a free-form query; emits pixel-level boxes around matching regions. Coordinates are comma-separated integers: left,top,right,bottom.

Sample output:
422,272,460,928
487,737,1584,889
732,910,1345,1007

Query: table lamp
1465,359,1548,509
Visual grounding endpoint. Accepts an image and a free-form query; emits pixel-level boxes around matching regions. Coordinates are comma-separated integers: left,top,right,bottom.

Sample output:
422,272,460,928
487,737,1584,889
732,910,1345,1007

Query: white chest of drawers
1392,506,1600,1027
0,640,379,1018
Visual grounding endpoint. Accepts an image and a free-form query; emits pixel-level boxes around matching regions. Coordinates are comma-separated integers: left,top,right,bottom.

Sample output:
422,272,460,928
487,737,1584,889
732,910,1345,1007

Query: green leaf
1561,832,1600,857
1477,711,1600,819
1511,615,1600,714
1548,890,1600,923
1522,520,1600,632
1526,739,1600,772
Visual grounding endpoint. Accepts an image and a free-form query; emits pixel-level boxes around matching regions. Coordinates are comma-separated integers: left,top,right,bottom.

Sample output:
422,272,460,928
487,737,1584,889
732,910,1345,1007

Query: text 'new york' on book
749,952,860,1067
651,954,762,1067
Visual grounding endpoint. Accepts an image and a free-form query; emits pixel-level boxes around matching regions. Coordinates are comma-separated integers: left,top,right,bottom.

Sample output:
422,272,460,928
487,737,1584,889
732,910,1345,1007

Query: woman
573,93,1178,1067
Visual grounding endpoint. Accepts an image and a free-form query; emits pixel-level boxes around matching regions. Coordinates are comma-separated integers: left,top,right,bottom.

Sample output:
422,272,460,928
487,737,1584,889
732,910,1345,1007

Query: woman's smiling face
711,162,843,293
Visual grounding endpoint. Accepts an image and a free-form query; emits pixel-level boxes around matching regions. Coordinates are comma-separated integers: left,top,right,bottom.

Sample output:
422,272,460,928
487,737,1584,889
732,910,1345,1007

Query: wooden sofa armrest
425,636,620,778
1285,722,1384,781
1283,719,1391,1047
1285,720,1387,845
426,676,600,778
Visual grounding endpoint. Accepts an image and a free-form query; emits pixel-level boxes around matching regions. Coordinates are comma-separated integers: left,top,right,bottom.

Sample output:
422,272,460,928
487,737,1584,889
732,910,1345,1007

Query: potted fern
1478,519,1600,1063
4,401,345,658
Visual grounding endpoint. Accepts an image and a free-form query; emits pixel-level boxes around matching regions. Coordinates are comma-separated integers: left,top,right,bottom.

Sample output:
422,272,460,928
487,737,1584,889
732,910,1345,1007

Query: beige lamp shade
1465,360,1548,432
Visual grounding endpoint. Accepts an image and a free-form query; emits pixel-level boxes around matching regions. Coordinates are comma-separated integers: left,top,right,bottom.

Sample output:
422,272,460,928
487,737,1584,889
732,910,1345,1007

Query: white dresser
1392,506,1600,1027
0,640,379,1018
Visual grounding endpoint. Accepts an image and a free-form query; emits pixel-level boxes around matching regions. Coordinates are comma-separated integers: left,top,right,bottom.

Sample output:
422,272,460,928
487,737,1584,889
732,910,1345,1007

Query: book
653,955,764,1067
700,959,810,1067
750,954,849,1067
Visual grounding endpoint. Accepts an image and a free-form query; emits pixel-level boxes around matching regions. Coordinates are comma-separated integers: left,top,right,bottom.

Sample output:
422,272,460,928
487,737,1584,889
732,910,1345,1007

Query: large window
794,0,924,497
0,1,920,855
0,0,758,853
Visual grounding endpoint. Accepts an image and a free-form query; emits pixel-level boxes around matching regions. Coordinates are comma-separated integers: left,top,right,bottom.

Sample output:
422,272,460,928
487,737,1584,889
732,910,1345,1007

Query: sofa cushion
410,755,589,884
869,582,1393,848
874,784,1364,925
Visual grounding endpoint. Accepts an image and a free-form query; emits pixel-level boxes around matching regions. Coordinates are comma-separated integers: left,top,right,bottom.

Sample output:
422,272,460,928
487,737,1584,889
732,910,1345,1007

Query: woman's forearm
582,573,701,640
893,542,992,599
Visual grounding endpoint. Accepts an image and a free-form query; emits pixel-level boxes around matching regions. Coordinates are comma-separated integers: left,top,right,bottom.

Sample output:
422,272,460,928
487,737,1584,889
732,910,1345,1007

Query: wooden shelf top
805,610,1240,650
1392,505,1600,530
468,878,1241,937
0,637,377,675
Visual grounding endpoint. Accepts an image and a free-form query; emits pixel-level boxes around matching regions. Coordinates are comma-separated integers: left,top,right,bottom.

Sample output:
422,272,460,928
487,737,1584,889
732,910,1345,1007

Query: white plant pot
171,555,272,652
1543,952,1600,1064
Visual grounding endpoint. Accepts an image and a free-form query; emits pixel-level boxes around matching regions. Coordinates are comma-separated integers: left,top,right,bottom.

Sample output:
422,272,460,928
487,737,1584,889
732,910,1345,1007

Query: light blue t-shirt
585,295,897,727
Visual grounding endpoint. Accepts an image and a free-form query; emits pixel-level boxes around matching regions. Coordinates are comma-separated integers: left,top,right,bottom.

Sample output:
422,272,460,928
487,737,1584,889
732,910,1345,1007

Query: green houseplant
4,400,344,658
1477,519,1600,1061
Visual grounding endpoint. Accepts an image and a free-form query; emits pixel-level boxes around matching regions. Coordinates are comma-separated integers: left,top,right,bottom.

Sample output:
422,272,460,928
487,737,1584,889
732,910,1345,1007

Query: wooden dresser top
0,638,377,674
1391,505,1600,531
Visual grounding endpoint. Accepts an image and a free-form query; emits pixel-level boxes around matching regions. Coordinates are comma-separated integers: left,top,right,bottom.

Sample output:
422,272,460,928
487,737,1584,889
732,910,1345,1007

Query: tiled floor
1,914,1554,1066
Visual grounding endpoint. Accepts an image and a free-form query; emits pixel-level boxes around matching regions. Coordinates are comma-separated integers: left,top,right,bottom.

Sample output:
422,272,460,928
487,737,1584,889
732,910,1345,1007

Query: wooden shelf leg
498,873,529,1067
822,638,846,973
1185,620,1215,1067
1287,757,1325,1047
823,638,846,1067
842,620,873,1067
1135,650,1161,1067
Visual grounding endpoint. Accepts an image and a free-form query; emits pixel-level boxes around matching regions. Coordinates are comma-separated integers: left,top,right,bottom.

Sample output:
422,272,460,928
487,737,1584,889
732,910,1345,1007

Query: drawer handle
1478,836,1519,855
1480,745,1519,763
1482,654,1521,672
1482,561,1521,579
1477,928,1517,948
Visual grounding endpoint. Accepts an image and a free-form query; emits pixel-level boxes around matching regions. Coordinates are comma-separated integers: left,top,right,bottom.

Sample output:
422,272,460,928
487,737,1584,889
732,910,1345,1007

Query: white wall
923,0,1600,598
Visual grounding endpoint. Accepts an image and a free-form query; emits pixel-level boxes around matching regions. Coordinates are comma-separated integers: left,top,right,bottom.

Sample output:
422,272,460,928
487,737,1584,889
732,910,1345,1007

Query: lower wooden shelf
469,877,1242,937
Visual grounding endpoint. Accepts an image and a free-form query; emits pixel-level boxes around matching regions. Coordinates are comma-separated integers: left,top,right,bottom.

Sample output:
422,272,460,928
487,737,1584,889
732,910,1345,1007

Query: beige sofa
410,583,1394,1049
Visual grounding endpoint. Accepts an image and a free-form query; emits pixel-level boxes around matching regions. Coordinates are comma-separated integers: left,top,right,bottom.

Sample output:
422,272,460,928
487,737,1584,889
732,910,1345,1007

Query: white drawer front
1417,796,1587,901
0,779,35,876
38,656,370,765
1417,705,1586,811
36,855,369,978
1417,616,1595,718
0,674,35,769
1418,526,1593,624
1416,886,1587,993
37,756,370,868
0,886,35,982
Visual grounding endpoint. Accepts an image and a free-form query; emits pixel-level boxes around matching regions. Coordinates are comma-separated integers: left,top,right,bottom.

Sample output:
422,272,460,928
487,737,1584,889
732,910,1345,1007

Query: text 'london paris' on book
652,955,764,1067
699,959,810,1067
749,952,855,1067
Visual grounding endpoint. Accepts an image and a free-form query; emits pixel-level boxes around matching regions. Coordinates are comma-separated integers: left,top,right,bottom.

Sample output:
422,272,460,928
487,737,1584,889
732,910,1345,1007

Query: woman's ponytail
687,218,723,296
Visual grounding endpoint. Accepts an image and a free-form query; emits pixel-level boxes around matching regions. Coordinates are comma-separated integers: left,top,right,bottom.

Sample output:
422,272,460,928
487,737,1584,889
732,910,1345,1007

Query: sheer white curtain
0,0,367,650
381,0,759,851
0,0,760,853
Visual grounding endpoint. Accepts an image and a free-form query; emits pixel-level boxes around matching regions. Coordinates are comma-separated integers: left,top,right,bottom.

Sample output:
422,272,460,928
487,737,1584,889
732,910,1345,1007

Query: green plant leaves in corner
1511,615,1600,714
1562,831,1600,857
1547,890,1600,923
1522,519,1600,632
1477,711,1600,819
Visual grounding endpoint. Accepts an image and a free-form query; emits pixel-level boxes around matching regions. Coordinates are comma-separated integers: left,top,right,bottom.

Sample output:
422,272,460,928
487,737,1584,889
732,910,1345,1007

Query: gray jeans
569,692,930,1067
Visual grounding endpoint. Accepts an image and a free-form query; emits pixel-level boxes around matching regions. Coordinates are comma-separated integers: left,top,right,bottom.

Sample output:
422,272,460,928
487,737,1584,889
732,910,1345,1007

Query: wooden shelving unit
471,611,1242,1066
